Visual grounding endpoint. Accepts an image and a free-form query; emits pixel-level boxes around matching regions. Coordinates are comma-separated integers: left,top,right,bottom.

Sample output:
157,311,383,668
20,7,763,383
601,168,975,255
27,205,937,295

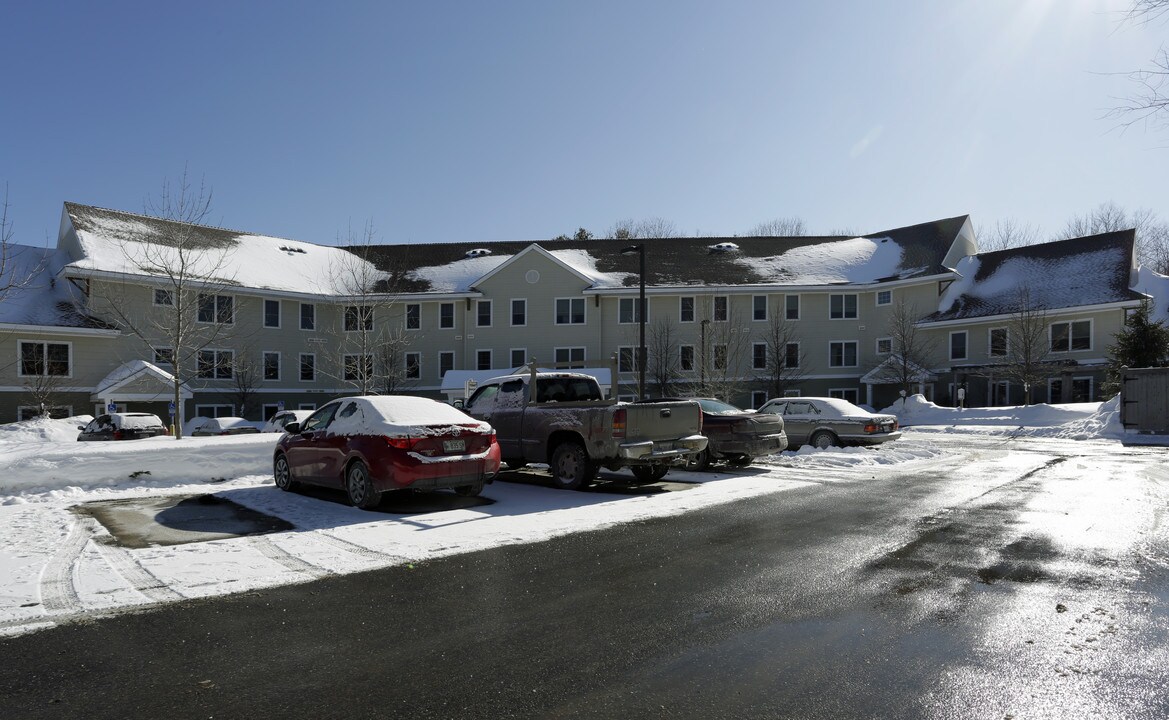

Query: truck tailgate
624,401,702,441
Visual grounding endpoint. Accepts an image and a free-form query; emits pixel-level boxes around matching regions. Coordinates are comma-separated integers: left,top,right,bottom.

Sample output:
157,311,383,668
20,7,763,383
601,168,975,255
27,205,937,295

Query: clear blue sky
1,0,1163,246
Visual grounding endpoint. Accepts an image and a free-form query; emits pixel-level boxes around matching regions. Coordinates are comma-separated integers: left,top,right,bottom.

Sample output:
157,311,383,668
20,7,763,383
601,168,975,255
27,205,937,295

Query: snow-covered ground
0,398,1135,636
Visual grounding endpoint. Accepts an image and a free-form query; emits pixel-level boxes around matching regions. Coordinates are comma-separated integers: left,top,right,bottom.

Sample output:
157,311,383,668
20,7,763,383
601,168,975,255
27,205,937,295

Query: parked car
756,397,901,449
77,412,168,441
643,398,787,471
261,409,313,433
274,395,501,508
186,416,261,436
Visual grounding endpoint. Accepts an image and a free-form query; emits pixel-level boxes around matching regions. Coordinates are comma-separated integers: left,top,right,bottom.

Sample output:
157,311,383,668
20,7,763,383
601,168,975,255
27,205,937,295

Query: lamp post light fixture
621,243,647,400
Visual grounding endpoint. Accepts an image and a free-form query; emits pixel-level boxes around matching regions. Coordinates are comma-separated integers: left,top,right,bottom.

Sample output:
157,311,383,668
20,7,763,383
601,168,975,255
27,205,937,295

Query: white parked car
185,416,261,437
261,409,313,433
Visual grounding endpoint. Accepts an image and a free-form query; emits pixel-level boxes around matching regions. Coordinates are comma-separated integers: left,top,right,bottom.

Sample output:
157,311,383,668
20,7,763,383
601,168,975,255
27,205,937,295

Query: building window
751,391,768,409
19,341,70,377
680,296,695,323
753,295,767,321
300,303,315,330
713,296,728,322
989,327,1007,357
476,300,493,327
785,294,800,320
950,331,968,361
476,350,493,371
752,342,767,370
510,299,527,327
299,353,316,381
405,303,420,330
1049,376,1093,403
876,337,892,355
784,342,800,368
343,354,373,382
876,290,892,306
713,344,728,370
829,388,860,403
439,302,455,329
618,346,641,373
619,297,645,324
1051,320,1092,352
195,404,235,419
405,352,421,380
344,305,372,332
197,294,234,324
555,298,585,325
555,347,585,368
439,351,455,379
830,294,858,320
829,341,858,367
680,345,695,371
197,349,234,379
154,347,174,366
263,351,280,381
153,288,173,306
264,299,281,328
511,348,528,368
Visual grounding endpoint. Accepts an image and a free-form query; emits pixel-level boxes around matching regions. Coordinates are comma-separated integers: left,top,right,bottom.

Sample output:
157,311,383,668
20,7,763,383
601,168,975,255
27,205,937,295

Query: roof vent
465,248,493,258
709,242,740,253
279,245,307,255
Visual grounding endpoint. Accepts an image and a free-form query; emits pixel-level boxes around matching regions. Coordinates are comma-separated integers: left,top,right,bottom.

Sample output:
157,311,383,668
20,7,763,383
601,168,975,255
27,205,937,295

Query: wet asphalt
2,435,1168,719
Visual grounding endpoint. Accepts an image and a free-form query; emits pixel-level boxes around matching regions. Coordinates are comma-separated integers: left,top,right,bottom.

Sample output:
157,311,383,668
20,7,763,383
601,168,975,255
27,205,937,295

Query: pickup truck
463,366,708,490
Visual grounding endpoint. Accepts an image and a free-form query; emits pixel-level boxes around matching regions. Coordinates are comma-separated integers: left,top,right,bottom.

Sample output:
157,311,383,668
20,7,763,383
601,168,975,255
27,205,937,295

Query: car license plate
443,439,466,453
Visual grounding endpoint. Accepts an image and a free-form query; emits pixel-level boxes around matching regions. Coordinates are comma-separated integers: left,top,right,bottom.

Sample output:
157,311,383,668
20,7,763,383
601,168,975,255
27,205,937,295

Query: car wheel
727,455,754,467
454,481,485,497
630,465,669,483
685,448,712,472
345,461,381,510
273,453,297,491
550,442,597,491
810,431,837,450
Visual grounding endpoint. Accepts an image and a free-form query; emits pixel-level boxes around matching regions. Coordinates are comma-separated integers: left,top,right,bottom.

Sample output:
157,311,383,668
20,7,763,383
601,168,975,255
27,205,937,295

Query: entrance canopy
91,360,191,405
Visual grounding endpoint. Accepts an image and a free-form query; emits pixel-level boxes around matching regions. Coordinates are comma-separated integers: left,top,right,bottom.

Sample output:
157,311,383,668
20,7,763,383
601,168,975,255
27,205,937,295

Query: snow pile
0,415,93,445
739,236,904,285
765,440,946,469
880,394,1122,439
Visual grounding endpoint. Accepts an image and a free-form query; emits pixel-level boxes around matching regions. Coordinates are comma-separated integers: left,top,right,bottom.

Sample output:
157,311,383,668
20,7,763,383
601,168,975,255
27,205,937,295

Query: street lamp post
621,243,647,400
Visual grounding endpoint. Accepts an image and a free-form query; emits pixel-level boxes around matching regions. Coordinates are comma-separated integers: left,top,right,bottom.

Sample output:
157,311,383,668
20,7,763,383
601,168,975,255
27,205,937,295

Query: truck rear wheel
550,442,597,491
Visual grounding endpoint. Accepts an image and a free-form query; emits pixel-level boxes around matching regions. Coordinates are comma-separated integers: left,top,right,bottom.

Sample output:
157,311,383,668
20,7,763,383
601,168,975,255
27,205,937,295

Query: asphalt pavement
1,434,1167,719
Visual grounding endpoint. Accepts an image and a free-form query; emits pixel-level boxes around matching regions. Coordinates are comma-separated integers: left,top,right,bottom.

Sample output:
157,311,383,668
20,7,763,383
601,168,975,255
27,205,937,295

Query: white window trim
1048,375,1094,402
988,327,1008,357
153,288,173,307
195,404,235,418
553,346,586,367
783,341,801,369
876,290,892,306
828,340,859,368
263,299,282,329
712,342,728,370
828,388,860,402
510,298,527,328
153,346,174,366
342,353,374,382
298,352,317,382
439,302,456,330
263,351,281,382
785,294,800,321
343,305,373,333
712,296,729,322
405,303,422,331
617,345,642,373
750,390,768,408
197,348,235,380
783,389,801,397
438,351,456,379
949,330,969,361
679,344,696,372
876,337,892,355
298,403,318,411
829,293,859,320
510,348,529,368
1049,318,1094,353
18,405,74,421
752,295,768,322
476,349,493,371
679,296,696,324
752,341,768,370
197,293,235,325
554,297,586,325
476,300,493,328
618,297,649,325
299,302,316,331
404,351,421,380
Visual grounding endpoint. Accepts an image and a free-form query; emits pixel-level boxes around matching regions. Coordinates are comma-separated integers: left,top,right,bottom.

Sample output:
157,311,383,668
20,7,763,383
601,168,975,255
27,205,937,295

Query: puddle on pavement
76,495,293,549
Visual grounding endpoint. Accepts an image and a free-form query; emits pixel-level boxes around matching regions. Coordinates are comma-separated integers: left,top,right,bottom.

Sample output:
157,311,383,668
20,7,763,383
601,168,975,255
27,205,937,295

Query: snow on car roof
328,396,489,436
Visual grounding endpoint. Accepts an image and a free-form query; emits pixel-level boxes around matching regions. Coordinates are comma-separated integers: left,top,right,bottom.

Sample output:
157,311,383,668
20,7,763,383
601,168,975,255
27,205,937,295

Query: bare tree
757,304,807,398
745,217,807,237
229,352,263,420
95,171,239,438
1113,0,1169,132
1002,287,1052,405
323,220,415,395
21,359,69,419
0,185,40,302
980,219,1041,253
1060,202,1169,273
646,317,682,397
688,299,750,401
883,300,938,401
608,217,677,240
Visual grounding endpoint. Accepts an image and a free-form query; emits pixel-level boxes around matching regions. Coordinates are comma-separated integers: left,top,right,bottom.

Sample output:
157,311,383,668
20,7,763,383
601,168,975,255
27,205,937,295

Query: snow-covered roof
0,243,115,328
924,230,1144,323
62,203,388,296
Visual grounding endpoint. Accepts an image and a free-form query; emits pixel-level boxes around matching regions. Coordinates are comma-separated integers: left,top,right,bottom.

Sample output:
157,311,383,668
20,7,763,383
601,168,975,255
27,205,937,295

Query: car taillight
113,430,124,440
864,423,878,434
613,408,626,439
487,432,496,445
386,436,417,450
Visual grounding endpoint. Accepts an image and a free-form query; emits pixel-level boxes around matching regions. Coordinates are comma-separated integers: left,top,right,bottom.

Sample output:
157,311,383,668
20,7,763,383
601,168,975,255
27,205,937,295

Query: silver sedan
756,397,901,449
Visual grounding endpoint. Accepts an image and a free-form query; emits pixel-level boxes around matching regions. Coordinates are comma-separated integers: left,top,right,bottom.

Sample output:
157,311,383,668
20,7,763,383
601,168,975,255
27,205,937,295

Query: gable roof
354,215,972,293
0,243,116,329
922,230,1144,324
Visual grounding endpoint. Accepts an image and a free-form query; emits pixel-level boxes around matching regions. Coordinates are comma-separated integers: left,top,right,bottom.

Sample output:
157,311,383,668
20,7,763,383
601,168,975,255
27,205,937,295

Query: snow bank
880,394,1124,439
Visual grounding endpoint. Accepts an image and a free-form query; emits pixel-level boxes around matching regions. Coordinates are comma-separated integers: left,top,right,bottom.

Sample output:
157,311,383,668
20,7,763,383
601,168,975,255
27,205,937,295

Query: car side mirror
284,422,301,434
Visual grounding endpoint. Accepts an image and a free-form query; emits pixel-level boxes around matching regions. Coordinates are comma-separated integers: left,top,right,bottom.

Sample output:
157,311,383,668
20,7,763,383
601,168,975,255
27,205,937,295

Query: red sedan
273,395,501,509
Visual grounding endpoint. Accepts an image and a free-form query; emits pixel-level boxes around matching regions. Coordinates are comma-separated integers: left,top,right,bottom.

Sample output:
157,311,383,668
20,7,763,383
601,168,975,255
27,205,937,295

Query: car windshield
696,398,744,414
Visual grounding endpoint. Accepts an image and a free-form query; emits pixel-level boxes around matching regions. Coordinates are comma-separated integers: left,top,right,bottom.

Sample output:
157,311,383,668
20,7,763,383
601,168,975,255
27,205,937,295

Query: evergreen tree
1104,300,1169,395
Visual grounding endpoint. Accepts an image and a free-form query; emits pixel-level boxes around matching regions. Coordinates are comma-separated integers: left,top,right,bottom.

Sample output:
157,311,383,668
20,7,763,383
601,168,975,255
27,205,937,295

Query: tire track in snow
312,530,411,564
39,516,96,614
248,535,334,578
91,542,185,603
